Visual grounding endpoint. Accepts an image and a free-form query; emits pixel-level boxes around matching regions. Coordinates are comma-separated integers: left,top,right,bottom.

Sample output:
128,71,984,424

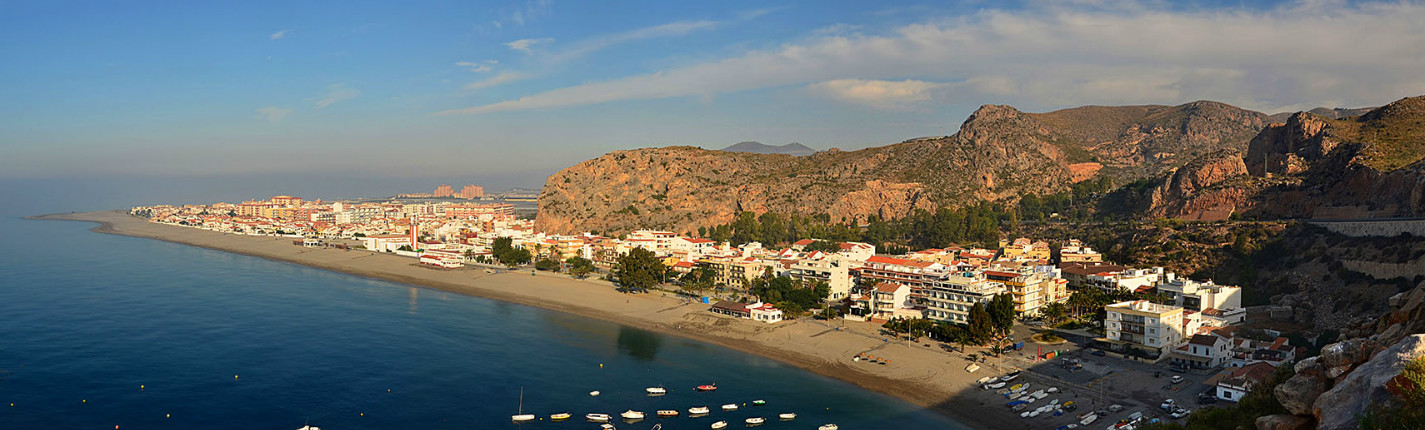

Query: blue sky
2,0,1423,191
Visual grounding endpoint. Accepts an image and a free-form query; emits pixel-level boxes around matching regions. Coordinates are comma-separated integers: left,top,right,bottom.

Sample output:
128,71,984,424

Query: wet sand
31,210,1083,430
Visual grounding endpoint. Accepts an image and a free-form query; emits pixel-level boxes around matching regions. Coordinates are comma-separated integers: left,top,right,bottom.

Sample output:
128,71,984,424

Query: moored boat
550,412,571,421
620,410,645,420
818,425,838,430
689,406,711,415
696,384,718,391
590,390,601,396
512,386,535,422
657,410,679,417
646,386,667,395
752,399,766,406
721,403,738,411
587,413,611,423
746,417,765,425
778,412,796,420
711,420,728,429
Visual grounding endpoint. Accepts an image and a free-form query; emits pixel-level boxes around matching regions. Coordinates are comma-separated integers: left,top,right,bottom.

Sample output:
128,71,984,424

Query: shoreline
31,210,1060,430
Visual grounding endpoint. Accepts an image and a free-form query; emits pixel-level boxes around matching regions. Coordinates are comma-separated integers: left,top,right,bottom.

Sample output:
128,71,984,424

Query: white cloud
255,107,293,122
465,71,526,90
315,84,360,109
437,1,1425,115
505,37,554,53
456,60,498,73
547,20,717,63
808,79,951,110
269,29,291,40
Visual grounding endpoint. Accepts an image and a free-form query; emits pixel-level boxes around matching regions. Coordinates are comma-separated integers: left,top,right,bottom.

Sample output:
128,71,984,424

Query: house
1171,333,1231,368
709,301,782,323
419,250,465,269
1059,239,1103,263
790,239,817,252
710,301,750,318
1214,362,1277,402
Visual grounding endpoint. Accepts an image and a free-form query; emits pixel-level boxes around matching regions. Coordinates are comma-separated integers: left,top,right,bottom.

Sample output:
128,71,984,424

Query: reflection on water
616,326,662,362
409,287,419,314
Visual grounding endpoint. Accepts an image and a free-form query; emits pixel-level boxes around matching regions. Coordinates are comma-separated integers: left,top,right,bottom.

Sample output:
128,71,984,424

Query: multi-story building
982,267,1068,315
787,253,856,301
1171,333,1231,368
1059,239,1103,263
457,185,485,199
433,184,455,197
1085,267,1172,293
1104,300,1193,356
270,195,303,207
698,255,763,289
917,272,1002,323
444,203,515,219
1059,262,1128,289
998,238,1051,261
1158,278,1245,324
850,282,919,321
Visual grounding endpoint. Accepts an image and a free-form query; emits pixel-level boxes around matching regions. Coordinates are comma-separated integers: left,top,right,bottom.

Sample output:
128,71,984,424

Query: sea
0,208,966,429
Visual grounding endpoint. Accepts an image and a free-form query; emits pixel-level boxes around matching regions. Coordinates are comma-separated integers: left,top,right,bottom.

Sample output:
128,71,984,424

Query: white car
1170,408,1191,419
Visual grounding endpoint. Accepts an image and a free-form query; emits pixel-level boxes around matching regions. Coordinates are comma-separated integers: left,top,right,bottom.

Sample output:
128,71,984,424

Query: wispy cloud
465,71,526,90
315,84,360,109
505,37,554,53
456,60,499,73
548,20,718,63
807,79,950,110
255,106,293,122
436,1,1425,115
269,29,291,40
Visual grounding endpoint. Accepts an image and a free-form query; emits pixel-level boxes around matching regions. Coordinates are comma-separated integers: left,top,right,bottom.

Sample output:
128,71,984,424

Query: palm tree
1042,302,1068,325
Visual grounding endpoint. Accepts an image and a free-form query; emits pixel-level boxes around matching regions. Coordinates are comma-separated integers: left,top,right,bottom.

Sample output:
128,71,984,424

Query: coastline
32,210,1053,430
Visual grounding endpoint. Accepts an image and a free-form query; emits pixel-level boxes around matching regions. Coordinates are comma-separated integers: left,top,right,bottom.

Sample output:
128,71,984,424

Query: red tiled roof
867,256,910,265
875,282,904,293
792,239,816,246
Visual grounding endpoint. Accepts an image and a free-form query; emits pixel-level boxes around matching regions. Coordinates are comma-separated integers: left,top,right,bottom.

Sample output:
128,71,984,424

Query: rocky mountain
1145,95,1425,220
537,101,1270,235
719,141,818,156
1268,106,1377,123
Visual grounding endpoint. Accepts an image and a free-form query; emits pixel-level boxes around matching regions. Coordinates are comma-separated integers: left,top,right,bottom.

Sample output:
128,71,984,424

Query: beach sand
32,210,1124,430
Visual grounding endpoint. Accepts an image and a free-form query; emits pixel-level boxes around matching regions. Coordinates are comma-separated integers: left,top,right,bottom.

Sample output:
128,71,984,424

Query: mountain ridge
719,141,818,156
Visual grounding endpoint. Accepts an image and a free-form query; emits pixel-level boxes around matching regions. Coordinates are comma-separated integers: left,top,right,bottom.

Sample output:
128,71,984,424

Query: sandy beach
32,210,1135,430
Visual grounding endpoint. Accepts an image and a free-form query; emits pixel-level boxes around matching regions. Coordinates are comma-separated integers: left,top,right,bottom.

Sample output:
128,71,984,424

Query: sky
2,0,1424,200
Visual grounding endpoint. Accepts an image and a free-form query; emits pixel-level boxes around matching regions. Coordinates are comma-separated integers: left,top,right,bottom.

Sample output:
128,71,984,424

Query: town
133,192,1311,427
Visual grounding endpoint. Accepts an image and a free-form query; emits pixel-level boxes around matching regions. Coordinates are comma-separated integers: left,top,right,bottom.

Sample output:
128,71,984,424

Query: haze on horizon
3,0,1424,200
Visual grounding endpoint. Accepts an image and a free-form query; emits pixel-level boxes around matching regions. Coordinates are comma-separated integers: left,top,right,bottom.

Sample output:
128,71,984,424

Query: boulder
1319,338,1378,369
1255,414,1313,430
1274,371,1329,415
1313,335,1425,430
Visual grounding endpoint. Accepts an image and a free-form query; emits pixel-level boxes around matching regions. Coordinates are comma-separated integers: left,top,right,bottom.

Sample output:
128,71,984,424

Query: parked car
1170,375,1184,384
1159,399,1176,412
1197,392,1218,404
1092,350,1107,357
1170,408,1191,419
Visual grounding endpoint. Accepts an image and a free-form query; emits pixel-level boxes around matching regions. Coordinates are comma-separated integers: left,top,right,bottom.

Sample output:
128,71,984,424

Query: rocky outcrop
1256,414,1314,430
1146,149,1252,220
1314,335,1425,430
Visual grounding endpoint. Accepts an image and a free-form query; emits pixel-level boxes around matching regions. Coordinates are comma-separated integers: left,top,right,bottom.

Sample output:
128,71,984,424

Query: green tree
1041,302,1068,325
967,302,994,344
565,257,596,278
613,248,666,293
988,293,1016,335
678,265,715,293
534,257,560,271
491,237,532,267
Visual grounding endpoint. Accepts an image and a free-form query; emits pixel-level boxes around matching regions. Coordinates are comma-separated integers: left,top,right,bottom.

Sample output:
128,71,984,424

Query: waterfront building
1104,300,1192,357
787,253,855,301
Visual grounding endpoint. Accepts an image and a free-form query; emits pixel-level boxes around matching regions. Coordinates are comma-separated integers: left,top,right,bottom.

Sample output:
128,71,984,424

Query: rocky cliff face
538,101,1270,234
1146,149,1252,220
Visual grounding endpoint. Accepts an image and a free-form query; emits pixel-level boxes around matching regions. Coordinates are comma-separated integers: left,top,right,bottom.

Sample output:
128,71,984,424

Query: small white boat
1080,413,1098,425
722,403,738,411
818,425,838,430
1020,411,1031,418
1046,386,1059,393
977,376,997,385
512,386,535,422
590,390,601,396
778,412,796,420
297,426,321,430
1031,390,1048,399
689,406,711,415
657,410,679,417
646,386,667,395
620,410,645,420
746,417,765,425
965,363,981,373
550,412,571,421
600,424,615,430
711,421,728,429
587,413,611,422
984,381,1006,389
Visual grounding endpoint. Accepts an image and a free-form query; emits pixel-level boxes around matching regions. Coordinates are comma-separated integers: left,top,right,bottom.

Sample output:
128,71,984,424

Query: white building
1158,279,1244,324
788,253,856,301
1086,267,1171,293
1172,333,1231,368
1104,300,1193,356
362,235,413,252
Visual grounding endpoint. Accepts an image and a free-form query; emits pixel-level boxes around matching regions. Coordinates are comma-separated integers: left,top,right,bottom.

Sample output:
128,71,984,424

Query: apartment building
1104,300,1196,356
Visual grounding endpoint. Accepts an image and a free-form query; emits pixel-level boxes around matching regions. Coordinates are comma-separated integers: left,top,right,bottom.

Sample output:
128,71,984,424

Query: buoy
387,389,391,393
600,363,603,368
140,385,144,390
82,399,86,403
234,375,239,380
166,414,170,418
360,412,364,417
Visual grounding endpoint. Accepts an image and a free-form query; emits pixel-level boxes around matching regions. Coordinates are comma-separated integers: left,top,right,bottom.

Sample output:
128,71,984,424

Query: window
1222,391,1232,399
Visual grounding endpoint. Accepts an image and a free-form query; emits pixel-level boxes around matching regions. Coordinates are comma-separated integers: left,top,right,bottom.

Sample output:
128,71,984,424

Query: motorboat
689,406,711,415
1000,371,1022,382
722,403,738,411
752,399,766,406
657,410,679,418
1012,403,1028,412
746,417,766,425
711,421,728,429
778,413,796,420
984,381,1006,389
600,424,615,430
590,390,601,396
697,384,718,392
977,376,997,385
1046,387,1060,393
1080,413,1097,425
587,413,612,423
550,412,571,421
620,410,645,420
818,425,839,430
647,386,667,395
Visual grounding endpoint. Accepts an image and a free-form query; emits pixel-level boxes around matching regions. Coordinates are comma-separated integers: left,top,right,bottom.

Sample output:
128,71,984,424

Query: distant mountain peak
719,141,817,156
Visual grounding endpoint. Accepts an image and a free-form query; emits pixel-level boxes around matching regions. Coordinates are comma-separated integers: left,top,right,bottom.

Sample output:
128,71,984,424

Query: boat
550,412,571,421
620,410,645,420
977,376,997,385
752,399,766,406
600,425,615,430
1080,413,1097,425
1009,383,1024,391
587,413,611,423
297,425,321,430
746,417,765,425
778,413,796,420
984,381,1006,389
818,425,839,430
697,384,718,391
722,403,738,411
657,410,679,418
590,390,601,396
711,421,728,429
512,387,536,422
966,363,981,373
647,386,667,395
689,406,711,415
1046,387,1060,393
1012,403,1028,411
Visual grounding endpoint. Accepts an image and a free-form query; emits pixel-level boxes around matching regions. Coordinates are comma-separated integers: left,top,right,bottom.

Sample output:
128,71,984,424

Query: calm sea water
0,215,965,430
